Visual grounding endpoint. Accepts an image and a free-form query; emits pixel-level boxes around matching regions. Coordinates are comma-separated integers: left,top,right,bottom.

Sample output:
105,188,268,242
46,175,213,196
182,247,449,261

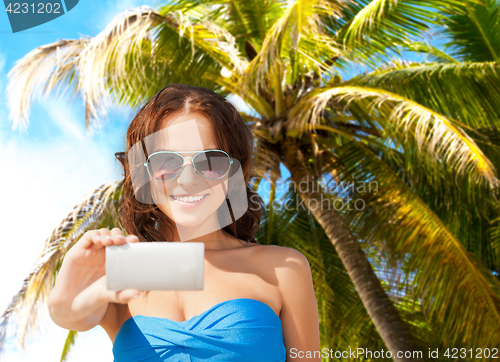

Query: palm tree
2,0,500,361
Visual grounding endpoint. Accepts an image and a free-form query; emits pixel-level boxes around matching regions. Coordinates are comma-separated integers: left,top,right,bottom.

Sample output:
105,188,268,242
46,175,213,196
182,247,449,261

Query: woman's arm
48,228,141,331
278,247,321,361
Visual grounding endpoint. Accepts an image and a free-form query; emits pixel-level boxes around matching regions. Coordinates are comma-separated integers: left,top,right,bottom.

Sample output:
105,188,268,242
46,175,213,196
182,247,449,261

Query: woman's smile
169,193,209,208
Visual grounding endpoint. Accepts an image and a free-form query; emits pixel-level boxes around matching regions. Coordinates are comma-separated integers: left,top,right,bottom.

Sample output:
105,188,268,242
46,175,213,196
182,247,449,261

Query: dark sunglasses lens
148,153,183,181
194,151,230,179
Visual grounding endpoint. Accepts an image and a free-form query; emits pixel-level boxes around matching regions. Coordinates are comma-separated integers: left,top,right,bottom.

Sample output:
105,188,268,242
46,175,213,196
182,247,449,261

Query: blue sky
0,1,441,360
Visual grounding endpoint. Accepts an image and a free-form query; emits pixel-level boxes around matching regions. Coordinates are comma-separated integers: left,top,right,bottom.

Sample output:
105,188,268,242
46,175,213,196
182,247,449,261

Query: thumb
106,289,142,304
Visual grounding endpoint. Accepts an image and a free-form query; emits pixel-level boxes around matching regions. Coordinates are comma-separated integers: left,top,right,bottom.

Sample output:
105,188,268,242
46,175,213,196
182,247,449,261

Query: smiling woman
115,84,262,245
47,83,321,362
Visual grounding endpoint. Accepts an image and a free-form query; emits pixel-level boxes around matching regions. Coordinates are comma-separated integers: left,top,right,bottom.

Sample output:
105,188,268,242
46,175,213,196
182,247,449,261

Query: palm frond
7,6,249,131
203,72,274,118
339,128,500,271
285,129,494,351
336,0,464,65
325,136,500,349
347,60,500,130
238,0,342,101
0,180,122,352
78,6,247,125
162,0,283,44
443,0,500,62
6,39,88,132
77,6,165,127
159,6,249,74
490,214,500,269
60,330,78,362
404,41,459,63
224,0,285,43
288,85,500,189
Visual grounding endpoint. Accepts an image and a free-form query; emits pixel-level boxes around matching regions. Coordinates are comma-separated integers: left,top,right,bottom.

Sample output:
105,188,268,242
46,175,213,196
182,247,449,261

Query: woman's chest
108,251,282,343
130,265,281,318
112,295,287,362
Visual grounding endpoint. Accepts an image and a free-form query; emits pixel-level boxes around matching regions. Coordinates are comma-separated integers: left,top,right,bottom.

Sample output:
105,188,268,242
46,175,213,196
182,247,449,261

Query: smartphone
105,242,204,291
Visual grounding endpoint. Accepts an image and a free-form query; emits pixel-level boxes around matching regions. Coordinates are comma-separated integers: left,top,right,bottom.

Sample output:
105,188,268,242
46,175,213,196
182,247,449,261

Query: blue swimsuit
113,298,287,361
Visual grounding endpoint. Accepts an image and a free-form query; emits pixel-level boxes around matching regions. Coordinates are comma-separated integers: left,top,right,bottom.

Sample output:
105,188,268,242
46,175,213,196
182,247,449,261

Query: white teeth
173,194,206,202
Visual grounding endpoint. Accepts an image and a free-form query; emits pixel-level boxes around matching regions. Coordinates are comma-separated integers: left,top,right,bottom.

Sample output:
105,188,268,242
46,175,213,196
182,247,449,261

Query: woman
48,84,321,361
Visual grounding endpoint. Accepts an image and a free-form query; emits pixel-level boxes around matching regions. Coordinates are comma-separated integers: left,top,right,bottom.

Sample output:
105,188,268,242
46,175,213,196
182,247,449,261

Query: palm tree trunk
279,138,422,362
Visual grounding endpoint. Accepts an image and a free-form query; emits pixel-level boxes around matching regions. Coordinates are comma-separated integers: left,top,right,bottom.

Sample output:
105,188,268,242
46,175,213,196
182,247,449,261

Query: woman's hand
49,227,141,324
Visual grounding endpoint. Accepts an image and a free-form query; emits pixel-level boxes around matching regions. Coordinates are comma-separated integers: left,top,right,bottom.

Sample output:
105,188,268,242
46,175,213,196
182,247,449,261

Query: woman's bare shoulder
252,243,306,258
250,244,309,269
250,245,312,308
234,243,307,276
253,244,311,281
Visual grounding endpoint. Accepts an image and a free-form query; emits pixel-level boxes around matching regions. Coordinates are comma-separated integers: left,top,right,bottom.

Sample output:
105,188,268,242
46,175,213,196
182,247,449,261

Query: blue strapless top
113,298,287,362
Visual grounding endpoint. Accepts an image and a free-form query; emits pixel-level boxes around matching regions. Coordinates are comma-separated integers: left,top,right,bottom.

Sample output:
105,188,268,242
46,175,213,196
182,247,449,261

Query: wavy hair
115,83,264,246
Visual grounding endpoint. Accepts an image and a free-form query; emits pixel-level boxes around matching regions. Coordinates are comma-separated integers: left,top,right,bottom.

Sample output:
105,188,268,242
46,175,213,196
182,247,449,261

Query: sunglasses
144,149,233,182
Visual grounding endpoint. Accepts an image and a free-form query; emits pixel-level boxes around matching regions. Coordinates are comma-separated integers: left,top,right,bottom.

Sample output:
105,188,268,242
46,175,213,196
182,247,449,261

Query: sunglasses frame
144,149,234,182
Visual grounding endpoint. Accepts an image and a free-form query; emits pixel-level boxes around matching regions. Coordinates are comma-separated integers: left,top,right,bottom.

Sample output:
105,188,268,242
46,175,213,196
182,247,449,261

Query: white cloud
41,98,86,140
0,50,10,137
0,51,5,90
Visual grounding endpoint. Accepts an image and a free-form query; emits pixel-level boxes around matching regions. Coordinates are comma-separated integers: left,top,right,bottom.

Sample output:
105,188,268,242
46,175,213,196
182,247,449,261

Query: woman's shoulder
230,241,312,283
250,243,310,267
250,244,313,307
251,242,306,255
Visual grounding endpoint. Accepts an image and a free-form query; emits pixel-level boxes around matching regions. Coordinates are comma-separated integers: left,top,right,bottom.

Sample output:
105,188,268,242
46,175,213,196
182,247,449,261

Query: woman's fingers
110,227,127,245
110,227,140,244
93,277,140,305
117,289,142,304
97,228,113,247
79,229,109,250
104,289,142,304
81,228,139,253
126,234,140,243
79,230,99,250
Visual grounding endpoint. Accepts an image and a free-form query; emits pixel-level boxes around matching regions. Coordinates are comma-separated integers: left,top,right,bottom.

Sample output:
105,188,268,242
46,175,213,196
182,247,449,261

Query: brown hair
115,83,264,246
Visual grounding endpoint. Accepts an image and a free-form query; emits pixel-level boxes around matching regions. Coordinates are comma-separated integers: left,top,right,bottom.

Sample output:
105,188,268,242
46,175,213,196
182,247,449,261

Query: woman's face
147,112,230,234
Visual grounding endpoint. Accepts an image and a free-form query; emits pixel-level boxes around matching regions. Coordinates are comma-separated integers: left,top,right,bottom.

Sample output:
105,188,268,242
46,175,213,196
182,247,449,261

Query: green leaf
60,330,78,362
289,85,500,189
330,138,500,349
443,0,500,62
347,61,500,131
336,0,465,65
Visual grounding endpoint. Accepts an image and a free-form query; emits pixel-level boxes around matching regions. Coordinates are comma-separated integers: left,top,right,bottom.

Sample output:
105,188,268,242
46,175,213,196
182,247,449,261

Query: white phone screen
105,242,204,291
